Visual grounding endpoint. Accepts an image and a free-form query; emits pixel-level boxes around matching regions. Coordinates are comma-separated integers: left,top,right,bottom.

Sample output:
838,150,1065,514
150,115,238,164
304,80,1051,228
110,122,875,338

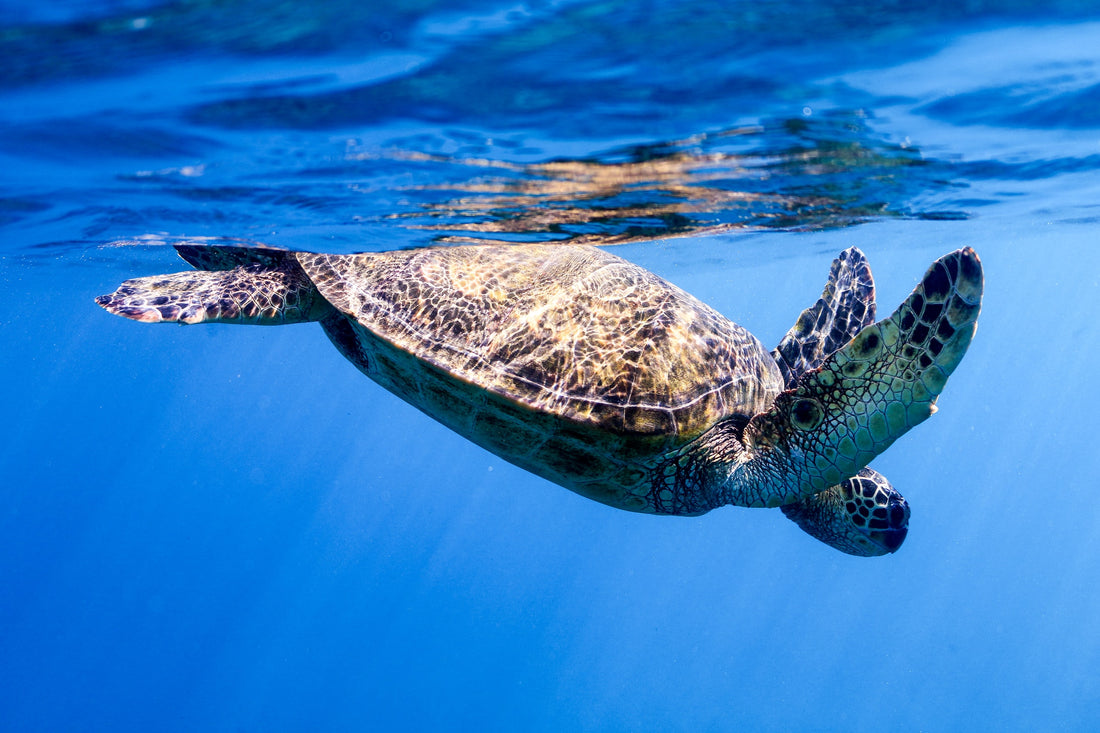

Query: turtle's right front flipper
735,248,983,505
96,255,333,325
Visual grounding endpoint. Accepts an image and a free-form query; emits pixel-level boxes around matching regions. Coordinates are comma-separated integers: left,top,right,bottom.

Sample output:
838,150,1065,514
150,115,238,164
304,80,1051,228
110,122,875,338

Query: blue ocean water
2,1,1100,730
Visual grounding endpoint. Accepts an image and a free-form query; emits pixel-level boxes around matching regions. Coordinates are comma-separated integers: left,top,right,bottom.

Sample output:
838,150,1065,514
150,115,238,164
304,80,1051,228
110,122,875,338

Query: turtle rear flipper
174,243,295,272
772,247,876,388
95,260,333,325
743,247,983,499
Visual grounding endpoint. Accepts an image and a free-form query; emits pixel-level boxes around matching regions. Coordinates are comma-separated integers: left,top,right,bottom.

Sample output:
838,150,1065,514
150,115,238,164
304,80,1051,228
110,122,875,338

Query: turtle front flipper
734,247,982,505
96,253,334,325
772,246,876,388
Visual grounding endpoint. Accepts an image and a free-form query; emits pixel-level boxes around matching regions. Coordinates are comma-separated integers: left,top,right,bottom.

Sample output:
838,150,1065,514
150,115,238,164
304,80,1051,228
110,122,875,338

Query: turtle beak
868,496,910,553
870,526,908,553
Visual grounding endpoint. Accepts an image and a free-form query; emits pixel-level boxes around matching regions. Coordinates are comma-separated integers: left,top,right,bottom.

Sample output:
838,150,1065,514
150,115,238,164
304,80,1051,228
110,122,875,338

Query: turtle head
781,468,909,556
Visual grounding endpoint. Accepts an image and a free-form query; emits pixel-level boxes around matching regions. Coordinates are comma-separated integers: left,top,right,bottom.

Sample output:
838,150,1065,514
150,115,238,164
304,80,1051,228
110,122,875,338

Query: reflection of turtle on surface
97,241,982,556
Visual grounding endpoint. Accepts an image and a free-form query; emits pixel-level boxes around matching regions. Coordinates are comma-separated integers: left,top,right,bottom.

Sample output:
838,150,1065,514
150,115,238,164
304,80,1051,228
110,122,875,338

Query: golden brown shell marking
298,244,782,441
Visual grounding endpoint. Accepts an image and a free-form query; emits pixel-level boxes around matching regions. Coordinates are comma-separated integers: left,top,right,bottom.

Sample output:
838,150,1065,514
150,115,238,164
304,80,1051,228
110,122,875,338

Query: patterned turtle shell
297,244,785,452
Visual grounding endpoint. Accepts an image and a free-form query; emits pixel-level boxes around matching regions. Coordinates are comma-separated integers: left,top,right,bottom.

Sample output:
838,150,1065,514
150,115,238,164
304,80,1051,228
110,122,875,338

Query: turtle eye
789,397,824,431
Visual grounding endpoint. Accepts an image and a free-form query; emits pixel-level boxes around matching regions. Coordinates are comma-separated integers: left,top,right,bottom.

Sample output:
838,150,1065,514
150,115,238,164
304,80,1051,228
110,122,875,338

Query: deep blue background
2,2,1099,730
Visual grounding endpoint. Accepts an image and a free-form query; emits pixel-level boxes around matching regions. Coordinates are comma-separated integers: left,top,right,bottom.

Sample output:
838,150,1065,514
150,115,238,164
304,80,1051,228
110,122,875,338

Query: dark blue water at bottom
2,2,1099,731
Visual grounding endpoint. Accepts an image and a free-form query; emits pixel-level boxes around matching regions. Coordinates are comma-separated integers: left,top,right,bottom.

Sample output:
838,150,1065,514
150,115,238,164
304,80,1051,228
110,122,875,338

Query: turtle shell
297,244,782,506
299,243,780,437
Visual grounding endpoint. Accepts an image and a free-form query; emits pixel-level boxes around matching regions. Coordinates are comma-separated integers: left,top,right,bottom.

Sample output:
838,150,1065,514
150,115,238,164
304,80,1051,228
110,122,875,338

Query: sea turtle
97,242,982,556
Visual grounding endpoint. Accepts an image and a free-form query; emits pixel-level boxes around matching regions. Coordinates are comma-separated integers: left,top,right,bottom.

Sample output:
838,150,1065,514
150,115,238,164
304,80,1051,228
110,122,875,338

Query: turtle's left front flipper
746,247,983,493
773,246,877,388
